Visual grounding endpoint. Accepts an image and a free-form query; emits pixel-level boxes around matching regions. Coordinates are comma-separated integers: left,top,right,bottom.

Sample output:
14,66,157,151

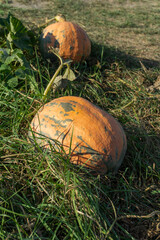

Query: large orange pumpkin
40,15,91,63
28,96,127,174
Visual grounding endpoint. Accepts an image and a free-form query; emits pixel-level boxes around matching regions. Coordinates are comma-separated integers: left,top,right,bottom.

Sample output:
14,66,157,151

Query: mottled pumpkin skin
29,96,127,174
40,21,91,63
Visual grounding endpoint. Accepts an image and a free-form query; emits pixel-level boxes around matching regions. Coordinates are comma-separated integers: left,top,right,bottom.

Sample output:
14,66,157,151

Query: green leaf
4,49,28,67
5,55,21,65
15,68,26,80
13,36,33,51
63,67,77,81
11,48,23,56
29,75,39,94
0,17,8,27
9,14,33,52
0,48,10,62
151,190,160,194
7,77,18,88
6,31,14,43
4,13,34,52
0,63,11,72
8,13,27,35
54,75,63,85
5,55,23,66
52,75,68,93
52,75,63,92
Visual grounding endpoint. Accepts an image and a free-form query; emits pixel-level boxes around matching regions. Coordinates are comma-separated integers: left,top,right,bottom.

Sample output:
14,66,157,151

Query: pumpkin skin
40,18,91,63
28,96,127,174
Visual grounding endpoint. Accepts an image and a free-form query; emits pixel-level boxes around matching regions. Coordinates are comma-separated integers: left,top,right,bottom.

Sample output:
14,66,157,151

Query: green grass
0,0,160,239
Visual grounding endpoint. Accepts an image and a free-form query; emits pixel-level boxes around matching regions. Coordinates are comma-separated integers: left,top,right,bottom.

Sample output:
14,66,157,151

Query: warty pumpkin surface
40,17,91,63
28,96,127,174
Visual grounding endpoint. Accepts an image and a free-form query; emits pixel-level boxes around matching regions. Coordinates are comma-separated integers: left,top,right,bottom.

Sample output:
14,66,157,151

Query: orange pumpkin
29,96,127,174
40,15,91,63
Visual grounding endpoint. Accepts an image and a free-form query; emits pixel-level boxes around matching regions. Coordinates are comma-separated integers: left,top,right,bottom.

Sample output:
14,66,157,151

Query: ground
1,0,160,65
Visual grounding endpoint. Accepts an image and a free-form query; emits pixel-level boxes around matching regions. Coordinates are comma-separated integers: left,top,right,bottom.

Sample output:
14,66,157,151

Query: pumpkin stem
42,63,63,101
38,14,66,29
54,14,66,22
42,48,72,101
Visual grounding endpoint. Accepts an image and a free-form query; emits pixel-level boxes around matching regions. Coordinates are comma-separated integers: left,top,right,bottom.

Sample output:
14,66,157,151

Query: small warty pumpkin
28,96,127,174
40,15,91,63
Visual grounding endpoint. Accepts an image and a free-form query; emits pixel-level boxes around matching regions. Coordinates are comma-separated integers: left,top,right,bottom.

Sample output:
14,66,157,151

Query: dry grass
0,0,160,239
1,0,160,63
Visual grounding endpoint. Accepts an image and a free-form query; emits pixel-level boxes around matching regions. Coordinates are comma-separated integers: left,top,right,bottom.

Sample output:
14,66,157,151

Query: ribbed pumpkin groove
40,17,91,63
29,96,127,174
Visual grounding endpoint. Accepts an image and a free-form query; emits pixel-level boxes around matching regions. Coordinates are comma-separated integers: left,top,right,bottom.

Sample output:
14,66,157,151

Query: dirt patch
4,0,49,9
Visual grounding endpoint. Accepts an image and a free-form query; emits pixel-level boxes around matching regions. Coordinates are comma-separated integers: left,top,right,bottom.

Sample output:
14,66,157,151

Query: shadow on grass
90,41,160,70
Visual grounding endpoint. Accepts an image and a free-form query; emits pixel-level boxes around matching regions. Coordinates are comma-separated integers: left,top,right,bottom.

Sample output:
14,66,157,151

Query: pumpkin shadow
89,41,160,70
121,123,160,172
